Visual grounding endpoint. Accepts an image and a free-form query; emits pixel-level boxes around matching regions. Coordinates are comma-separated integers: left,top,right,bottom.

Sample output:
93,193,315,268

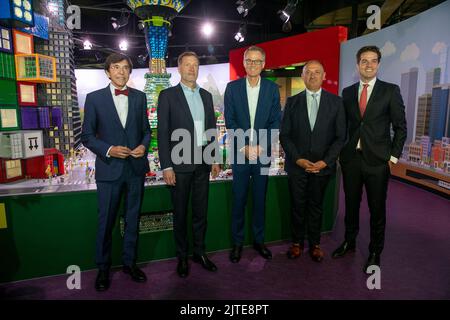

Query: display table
0,173,340,283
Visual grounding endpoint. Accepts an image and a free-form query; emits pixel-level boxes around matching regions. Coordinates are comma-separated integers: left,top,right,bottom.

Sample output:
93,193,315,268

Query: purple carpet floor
1,179,449,300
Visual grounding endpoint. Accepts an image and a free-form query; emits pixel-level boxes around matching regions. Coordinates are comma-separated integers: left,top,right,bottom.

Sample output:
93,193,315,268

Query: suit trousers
170,163,210,259
231,163,269,245
341,151,390,254
96,161,145,270
288,172,330,246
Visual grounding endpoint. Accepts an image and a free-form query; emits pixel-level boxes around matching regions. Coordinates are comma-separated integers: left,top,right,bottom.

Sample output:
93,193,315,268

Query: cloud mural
381,41,396,57
432,41,447,54
400,43,420,62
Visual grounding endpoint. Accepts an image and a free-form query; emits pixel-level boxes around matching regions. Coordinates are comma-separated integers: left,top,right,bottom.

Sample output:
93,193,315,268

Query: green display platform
0,174,340,283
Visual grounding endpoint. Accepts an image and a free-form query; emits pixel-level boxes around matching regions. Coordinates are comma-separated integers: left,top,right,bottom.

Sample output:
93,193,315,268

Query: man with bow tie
81,53,151,291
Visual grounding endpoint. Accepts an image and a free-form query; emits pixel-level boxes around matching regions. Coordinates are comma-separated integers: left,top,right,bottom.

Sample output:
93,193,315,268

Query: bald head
302,60,326,92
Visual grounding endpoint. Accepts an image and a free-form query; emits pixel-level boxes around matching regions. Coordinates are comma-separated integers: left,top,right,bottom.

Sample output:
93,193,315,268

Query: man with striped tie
280,60,346,263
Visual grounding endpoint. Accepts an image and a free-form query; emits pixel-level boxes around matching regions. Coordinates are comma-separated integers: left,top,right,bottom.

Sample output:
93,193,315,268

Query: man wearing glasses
81,53,151,291
224,46,281,263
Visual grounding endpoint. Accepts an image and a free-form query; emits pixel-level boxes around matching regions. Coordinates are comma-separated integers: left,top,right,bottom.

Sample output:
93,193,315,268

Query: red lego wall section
229,26,348,95
25,148,64,178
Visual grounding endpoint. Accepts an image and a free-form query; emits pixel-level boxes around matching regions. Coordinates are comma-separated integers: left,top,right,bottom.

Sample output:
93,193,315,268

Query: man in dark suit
332,46,407,272
81,53,151,291
224,46,281,263
280,60,346,262
157,51,220,278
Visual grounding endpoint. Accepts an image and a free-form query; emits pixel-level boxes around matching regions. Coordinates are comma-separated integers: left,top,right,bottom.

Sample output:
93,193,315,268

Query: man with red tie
81,53,151,291
332,46,407,272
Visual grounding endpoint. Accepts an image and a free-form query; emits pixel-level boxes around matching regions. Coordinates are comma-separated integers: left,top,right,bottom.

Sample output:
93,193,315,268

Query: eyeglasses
244,59,264,66
110,64,130,72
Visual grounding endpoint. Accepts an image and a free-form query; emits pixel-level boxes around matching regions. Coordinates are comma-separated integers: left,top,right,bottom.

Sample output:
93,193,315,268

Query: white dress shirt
110,83,129,128
305,87,322,129
356,77,397,163
246,76,261,142
106,83,128,157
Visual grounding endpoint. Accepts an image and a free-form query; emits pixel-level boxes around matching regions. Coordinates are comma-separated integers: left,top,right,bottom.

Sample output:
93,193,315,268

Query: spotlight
202,22,214,38
83,40,92,50
137,53,148,66
137,20,145,30
282,21,292,33
119,40,128,51
278,0,298,23
111,9,129,31
234,23,247,42
236,0,256,17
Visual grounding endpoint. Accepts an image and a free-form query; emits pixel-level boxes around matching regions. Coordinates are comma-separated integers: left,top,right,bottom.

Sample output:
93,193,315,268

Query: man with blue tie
81,53,151,291
280,60,346,262
224,46,281,263
157,51,220,278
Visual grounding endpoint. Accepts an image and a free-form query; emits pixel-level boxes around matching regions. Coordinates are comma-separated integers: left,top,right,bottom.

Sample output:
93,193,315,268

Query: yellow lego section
0,203,7,229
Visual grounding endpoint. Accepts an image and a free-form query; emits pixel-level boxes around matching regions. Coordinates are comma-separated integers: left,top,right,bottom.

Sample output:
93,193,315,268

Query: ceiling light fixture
278,0,298,23
111,9,129,31
202,22,214,38
119,40,128,51
234,22,247,43
236,0,256,18
83,40,92,50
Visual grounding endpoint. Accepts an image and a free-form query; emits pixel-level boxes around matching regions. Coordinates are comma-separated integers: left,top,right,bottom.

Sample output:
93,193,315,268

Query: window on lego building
19,84,36,104
1,108,18,128
50,131,54,137
55,138,59,143
6,159,22,179
0,27,12,53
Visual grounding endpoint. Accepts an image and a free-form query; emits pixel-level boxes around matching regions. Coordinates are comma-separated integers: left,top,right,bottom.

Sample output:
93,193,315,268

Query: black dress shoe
95,270,110,292
363,253,381,273
177,258,189,278
253,243,272,260
229,245,243,263
331,241,356,258
123,264,147,282
193,254,218,272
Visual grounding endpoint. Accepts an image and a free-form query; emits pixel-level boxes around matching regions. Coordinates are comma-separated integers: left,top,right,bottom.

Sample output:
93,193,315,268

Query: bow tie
115,88,129,96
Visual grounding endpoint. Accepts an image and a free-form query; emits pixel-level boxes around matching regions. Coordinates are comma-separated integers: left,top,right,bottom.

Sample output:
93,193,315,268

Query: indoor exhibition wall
75,63,230,115
339,0,450,195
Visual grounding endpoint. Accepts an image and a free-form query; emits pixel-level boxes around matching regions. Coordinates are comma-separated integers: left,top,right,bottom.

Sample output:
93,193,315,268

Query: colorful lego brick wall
0,4,60,182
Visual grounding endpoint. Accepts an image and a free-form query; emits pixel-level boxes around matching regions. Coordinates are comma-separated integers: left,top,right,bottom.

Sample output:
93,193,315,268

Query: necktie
359,84,369,117
309,93,318,131
115,88,129,96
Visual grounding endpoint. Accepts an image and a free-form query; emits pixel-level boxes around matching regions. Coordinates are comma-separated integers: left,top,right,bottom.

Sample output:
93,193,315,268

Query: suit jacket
157,84,217,173
280,89,346,176
340,79,407,166
81,85,151,181
224,77,281,164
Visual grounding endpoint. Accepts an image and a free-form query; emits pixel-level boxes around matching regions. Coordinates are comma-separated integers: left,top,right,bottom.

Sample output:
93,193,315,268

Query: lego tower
127,0,190,151
34,0,81,155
